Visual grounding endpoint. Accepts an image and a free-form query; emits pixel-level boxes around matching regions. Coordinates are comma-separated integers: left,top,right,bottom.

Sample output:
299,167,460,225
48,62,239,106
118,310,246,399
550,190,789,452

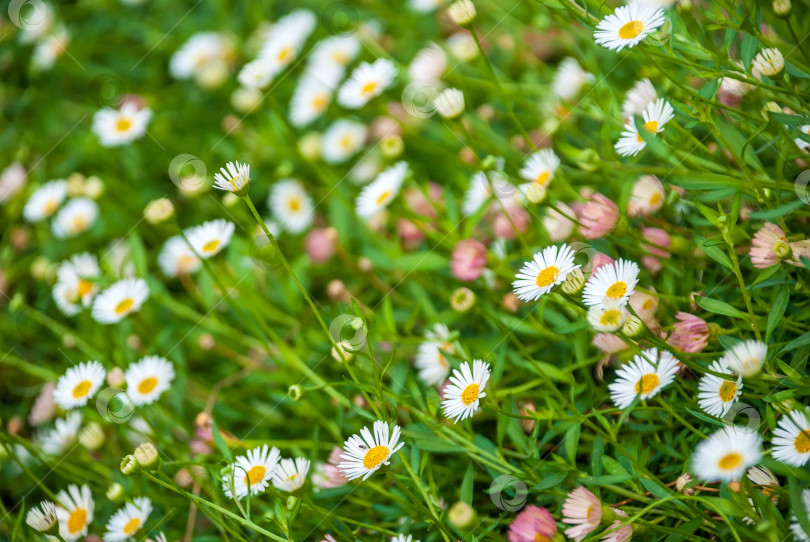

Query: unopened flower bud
120,454,139,475
288,385,303,401
380,134,404,158
84,176,104,199
773,0,791,16
561,267,585,295
447,0,476,26
450,287,476,312
107,367,125,387
448,501,476,528
79,422,106,451
143,198,174,224
298,132,321,160
621,314,644,338
134,442,160,470
525,183,546,204
676,473,694,495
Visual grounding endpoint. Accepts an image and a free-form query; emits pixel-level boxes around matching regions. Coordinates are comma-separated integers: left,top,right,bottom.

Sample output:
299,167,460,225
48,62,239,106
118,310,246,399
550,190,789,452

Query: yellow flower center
586,505,593,519
718,381,737,402
72,380,92,398
375,190,392,205
77,279,93,297
202,239,220,253
312,94,328,111
534,535,551,542
277,46,293,64
461,383,480,405
71,215,89,232
360,81,378,96
649,192,661,205
642,298,654,310
601,310,622,327
535,266,559,288
289,197,301,212
123,517,140,535
535,170,551,186
637,120,659,142
618,20,644,40
67,508,87,534
116,118,132,132
244,465,266,486
795,430,810,454
634,373,659,395
363,445,389,469
138,376,158,394
331,51,349,64
717,452,742,470
605,281,627,300
114,298,134,314
44,198,58,215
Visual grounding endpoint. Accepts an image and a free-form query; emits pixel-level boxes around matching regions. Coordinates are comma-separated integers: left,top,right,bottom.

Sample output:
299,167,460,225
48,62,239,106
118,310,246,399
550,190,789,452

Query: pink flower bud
451,239,487,281
667,312,709,353
579,193,618,239
305,227,338,263
750,222,788,269
493,205,530,239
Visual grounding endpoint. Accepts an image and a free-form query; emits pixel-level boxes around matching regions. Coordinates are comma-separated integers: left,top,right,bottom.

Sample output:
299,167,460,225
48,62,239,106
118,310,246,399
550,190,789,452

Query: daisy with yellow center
272,457,310,492
513,243,580,302
103,497,151,542
91,277,149,324
52,198,98,238
608,348,679,409
562,486,602,542
321,119,368,164
53,361,106,410
40,412,82,456
222,444,281,499
124,356,175,406
627,174,665,217
582,258,639,307
441,359,491,423
594,3,666,51
185,219,235,259
615,98,674,157
53,252,101,316
337,59,397,109
290,76,334,127
518,149,561,189
55,484,94,541
773,410,810,467
92,102,152,148
213,161,250,195
587,299,627,332
23,179,68,222
356,161,409,219
158,236,201,278
692,426,762,482
414,323,456,386
697,360,743,417
269,179,315,233
338,420,405,481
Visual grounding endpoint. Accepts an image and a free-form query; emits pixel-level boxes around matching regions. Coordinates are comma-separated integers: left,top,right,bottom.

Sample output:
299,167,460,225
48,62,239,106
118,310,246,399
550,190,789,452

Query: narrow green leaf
210,419,232,462
694,295,748,319
766,286,789,340
460,464,474,505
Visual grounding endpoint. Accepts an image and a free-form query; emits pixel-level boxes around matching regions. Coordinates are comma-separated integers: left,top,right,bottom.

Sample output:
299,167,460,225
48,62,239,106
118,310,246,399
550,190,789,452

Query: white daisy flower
185,219,235,258
337,59,397,109
794,125,810,152
392,536,419,542
338,420,405,481
237,59,275,89
23,179,67,222
125,356,175,406
52,198,98,238
753,48,784,77
553,57,594,101
791,489,810,542
434,87,465,119
169,32,231,80
441,359,491,423
53,361,106,410
587,299,628,332
512,244,580,301
268,179,315,233
772,410,810,467
258,9,316,70
462,169,515,216
223,444,281,499
55,484,94,541
519,149,561,188
414,323,455,386
26,501,58,533
697,360,742,417
722,339,767,378
158,235,201,278
608,348,679,409
213,161,250,195
272,457,310,492
622,78,658,119
321,119,367,164
408,43,448,86
92,102,152,147
582,258,640,307
32,28,70,71
309,34,361,75
91,278,149,324
627,174,665,216
594,3,666,51
104,497,152,542
410,0,445,11
41,412,82,455
691,426,762,482
615,97,674,157
53,253,101,316
356,161,409,219
290,76,333,126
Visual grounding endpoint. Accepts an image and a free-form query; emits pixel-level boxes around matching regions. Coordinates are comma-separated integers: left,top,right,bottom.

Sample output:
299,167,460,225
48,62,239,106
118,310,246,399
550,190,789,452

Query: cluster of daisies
22,178,99,239
26,490,163,542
